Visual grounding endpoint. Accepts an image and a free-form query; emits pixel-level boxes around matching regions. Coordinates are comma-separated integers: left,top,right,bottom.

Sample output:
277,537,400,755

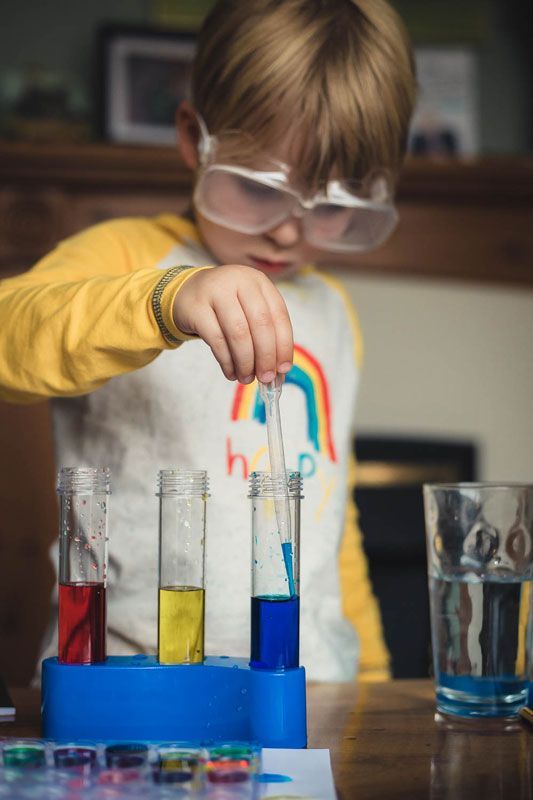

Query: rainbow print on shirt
230,343,336,462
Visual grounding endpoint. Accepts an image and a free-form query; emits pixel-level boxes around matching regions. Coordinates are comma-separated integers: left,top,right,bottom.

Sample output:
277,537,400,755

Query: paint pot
3,743,46,769
205,758,252,785
155,746,201,790
207,742,261,772
105,742,148,768
53,746,96,770
158,745,201,772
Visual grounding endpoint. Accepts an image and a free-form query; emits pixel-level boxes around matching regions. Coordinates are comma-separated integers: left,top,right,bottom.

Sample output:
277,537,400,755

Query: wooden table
3,681,532,799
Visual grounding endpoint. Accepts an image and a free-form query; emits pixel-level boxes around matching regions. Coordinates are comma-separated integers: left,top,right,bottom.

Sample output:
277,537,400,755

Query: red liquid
58,582,106,664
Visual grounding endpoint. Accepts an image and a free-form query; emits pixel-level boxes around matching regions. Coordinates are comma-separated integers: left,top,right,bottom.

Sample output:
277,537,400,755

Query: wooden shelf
1,140,532,199
0,140,190,192
1,140,532,285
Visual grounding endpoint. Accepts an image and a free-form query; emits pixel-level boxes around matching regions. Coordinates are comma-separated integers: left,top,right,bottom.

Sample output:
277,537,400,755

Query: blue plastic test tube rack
41,655,307,747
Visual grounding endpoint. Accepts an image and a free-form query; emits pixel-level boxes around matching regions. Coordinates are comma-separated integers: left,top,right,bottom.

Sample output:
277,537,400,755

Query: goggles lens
193,126,398,252
194,167,297,234
304,200,398,252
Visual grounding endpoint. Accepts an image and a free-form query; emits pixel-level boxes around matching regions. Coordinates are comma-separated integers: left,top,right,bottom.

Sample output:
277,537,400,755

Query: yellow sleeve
311,266,389,678
339,457,391,682
0,217,209,403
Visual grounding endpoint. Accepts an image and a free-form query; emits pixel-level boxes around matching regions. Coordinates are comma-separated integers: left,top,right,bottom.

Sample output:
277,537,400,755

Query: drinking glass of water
423,483,533,717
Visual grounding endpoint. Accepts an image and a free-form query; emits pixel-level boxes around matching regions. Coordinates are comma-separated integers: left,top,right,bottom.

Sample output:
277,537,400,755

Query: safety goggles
193,117,398,253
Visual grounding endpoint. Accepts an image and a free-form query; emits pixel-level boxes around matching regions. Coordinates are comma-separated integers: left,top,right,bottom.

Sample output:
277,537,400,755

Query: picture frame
97,25,196,146
408,47,479,157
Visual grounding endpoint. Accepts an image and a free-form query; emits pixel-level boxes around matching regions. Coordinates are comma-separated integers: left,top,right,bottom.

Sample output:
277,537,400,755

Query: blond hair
193,0,416,186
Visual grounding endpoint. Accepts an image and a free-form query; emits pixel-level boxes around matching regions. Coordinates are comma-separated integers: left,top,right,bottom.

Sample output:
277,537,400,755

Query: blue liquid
436,674,528,717
281,541,296,597
250,595,299,670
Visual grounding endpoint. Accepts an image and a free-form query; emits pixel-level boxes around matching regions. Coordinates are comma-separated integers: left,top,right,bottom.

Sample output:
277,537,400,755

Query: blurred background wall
338,274,533,480
1,0,531,152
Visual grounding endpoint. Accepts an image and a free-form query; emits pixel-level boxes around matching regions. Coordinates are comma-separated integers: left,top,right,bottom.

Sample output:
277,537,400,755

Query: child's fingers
194,307,236,381
172,265,293,383
212,295,255,383
238,289,278,384
261,286,293,374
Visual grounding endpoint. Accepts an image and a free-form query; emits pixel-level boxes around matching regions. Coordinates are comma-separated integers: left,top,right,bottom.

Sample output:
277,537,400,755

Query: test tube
249,471,302,670
157,469,208,664
57,467,110,664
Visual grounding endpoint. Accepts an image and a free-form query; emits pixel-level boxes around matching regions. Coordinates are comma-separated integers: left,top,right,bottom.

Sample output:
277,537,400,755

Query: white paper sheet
259,748,336,799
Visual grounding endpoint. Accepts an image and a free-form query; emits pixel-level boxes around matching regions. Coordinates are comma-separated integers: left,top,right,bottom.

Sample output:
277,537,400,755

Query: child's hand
172,266,293,384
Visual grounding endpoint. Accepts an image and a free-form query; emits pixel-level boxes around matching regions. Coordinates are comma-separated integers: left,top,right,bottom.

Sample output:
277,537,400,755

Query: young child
0,0,416,681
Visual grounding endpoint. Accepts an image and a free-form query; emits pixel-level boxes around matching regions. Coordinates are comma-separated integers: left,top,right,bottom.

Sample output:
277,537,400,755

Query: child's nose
264,217,302,248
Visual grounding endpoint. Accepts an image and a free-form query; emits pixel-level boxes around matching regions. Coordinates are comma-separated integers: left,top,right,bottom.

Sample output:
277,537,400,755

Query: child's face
177,103,326,281
194,209,322,281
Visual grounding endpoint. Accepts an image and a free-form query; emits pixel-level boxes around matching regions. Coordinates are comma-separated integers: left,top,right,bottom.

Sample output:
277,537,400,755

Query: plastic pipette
259,376,296,597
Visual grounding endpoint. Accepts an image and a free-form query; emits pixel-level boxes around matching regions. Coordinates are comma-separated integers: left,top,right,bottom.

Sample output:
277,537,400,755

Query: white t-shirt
39,229,361,681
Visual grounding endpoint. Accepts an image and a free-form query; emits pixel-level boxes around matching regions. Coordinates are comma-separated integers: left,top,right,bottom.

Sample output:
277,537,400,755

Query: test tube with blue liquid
249,470,302,670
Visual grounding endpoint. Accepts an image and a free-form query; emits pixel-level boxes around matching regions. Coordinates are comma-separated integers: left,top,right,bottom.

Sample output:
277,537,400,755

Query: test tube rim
57,466,111,494
157,468,209,497
248,470,303,498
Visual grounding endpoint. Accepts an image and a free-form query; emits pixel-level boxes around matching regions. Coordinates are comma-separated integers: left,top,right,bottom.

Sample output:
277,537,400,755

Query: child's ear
176,101,200,170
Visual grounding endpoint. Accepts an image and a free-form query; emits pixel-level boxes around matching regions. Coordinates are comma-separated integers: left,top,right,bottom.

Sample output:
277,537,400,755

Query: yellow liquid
158,586,205,664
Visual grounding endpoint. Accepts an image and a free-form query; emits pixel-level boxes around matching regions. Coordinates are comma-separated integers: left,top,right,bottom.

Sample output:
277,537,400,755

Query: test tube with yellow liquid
157,469,208,664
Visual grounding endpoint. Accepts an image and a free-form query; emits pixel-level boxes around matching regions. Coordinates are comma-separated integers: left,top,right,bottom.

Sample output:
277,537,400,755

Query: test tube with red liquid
57,467,110,664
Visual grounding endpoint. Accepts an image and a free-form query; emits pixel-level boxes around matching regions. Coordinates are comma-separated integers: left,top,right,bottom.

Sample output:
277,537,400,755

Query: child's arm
0,219,292,403
339,453,392,681
0,220,203,403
